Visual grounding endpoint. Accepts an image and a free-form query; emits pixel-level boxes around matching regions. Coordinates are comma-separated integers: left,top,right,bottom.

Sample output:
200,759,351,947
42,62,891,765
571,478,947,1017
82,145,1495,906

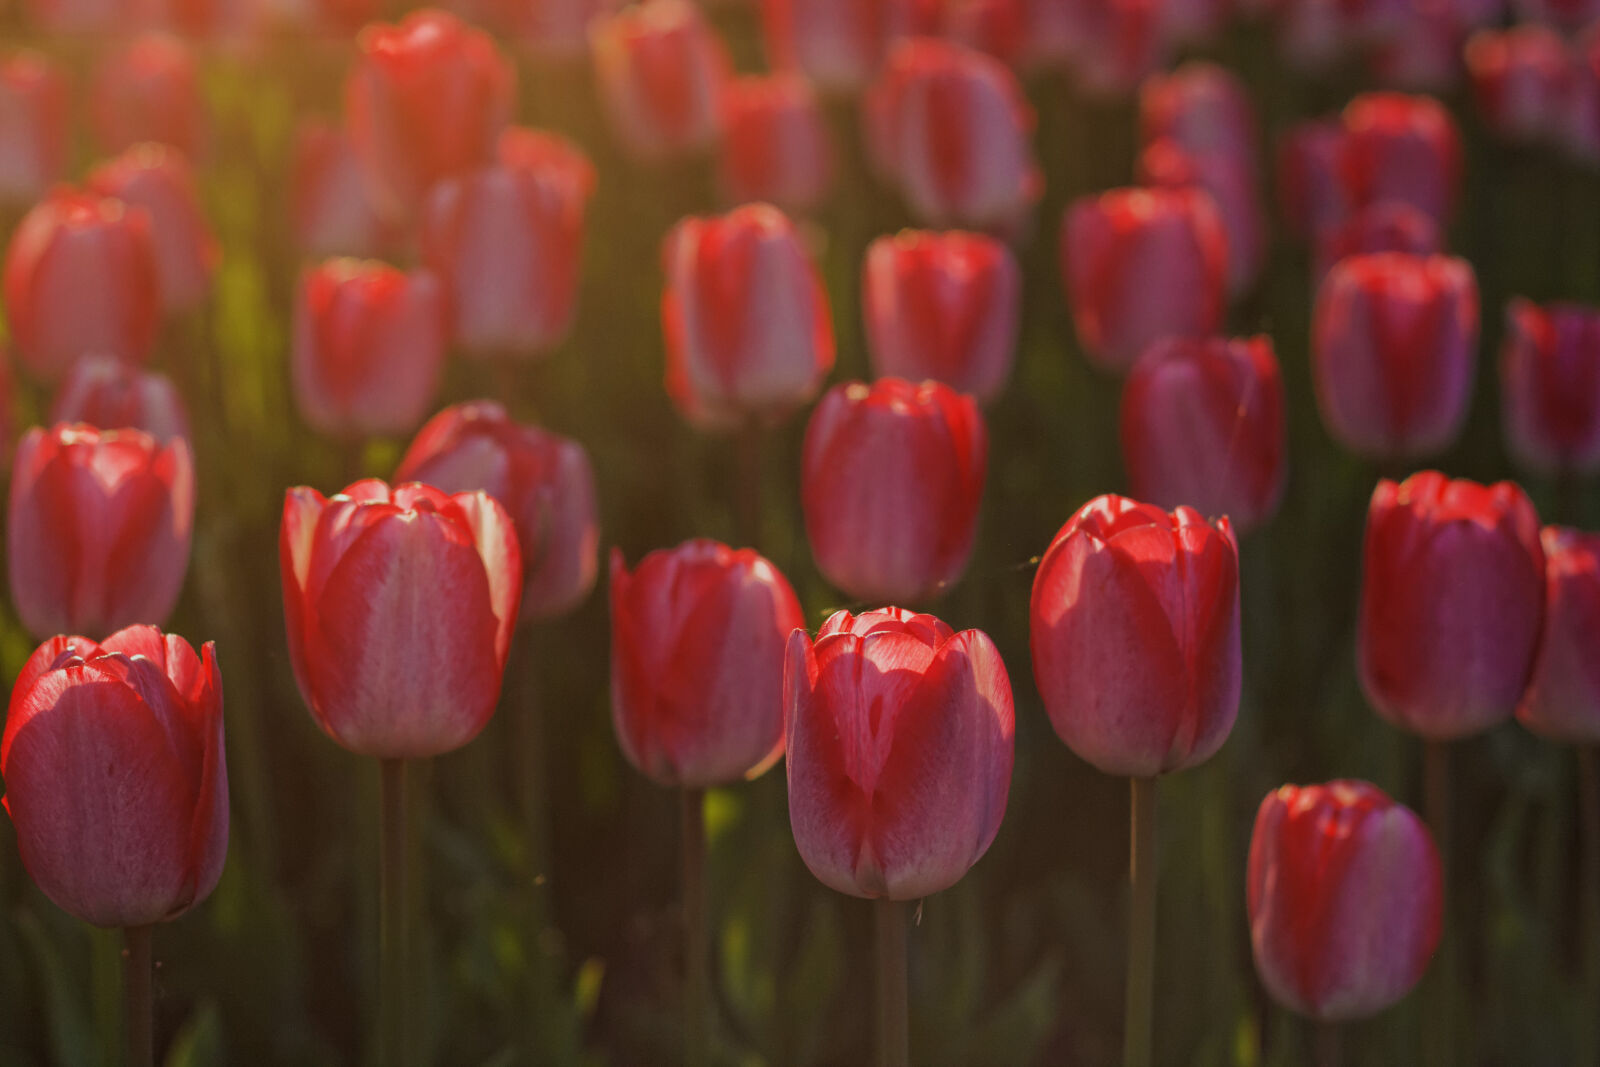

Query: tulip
24,0,127,33
862,229,1020,404
1339,92,1462,227
520,0,621,56
291,259,446,439
1066,0,1176,96
1120,336,1287,532
2,625,227,929
1278,119,1354,240
1358,472,1545,740
1366,8,1465,93
1566,27,1600,164
1061,186,1229,373
1017,0,1078,69
396,400,599,621
590,0,730,162
760,0,908,91
1311,252,1477,461
1515,0,1600,27
661,203,834,431
345,9,515,219
280,479,521,758
1465,26,1573,145
8,425,194,641
1518,527,1600,743
419,130,595,359
51,355,190,444
1311,201,1440,284
1501,299,1600,477
1140,61,1260,167
4,189,162,383
784,606,1014,900
86,144,219,315
1138,139,1265,296
88,34,206,161
936,0,1026,64
718,74,834,213
1247,780,1442,1021
291,119,395,261
0,51,68,207
802,379,987,604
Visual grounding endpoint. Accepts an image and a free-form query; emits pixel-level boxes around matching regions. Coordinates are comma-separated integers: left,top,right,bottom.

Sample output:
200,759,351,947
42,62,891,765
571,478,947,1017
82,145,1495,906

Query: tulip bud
345,10,515,220
1359,472,1545,740
0,52,68,207
1339,92,1462,226
590,0,730,162
1061,186,1229,373
24,0,127,33
1501,298,1600,476
802,379,986,604
1465,26,1573,145
1279,119,1354,240
280,479,522,758
862,229,1020,403
89,34,206,161
609,539,804,786
4,189,162,383
1120,336,1287,532
1311,252,1478,461
1515,0,1600,27
761,0,907,92
937,0,1027,64
519,0,621,57
291,260,446,439
719,74,834,213
1311,201,1439,284
1030,495,1241,777
661,203,834,431
1067,0,1175,96
1141,61,1260,166
1139,139,1265,296
2,626,227,928
785,607,1014,899
291,119,396,261
86,144,219,315
8,425,194,641
396,400,599,622
1248,780,1442,1021
52,355,190,444
420,130,595,360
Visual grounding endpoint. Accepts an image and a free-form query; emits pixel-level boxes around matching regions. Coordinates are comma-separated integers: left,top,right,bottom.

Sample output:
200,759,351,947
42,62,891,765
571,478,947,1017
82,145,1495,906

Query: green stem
1423,740,1453,1067
874,897,909,1067
1314,1020,1341,1067
682,786,709,1067
736,422,765,552
1125,776,1158,1067
379,758,410,1067
123,924,152,1067
1579,746,1600,1067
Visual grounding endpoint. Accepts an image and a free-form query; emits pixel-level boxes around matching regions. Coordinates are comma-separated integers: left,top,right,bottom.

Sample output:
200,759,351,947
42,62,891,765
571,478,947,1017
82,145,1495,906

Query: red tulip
1515,0,1600,27
345,9,515,219
420,130,595,360
719,74,834,213
291,260,446,439
1140,60,1260,168
1061,186,1228,373
1359,472,1545,740
396,400,599,622
862,229,1020,403
24,0,129,33
761,0,910,91
1065,0,1176,96
1030,495,1241,777
8,424,194,641
0,51,68,207
86,144,219,314
590,0,730,162
291,119,396,260
1139,139,1265,296
280,479,522,758
1501,298,1600,476
609,539,804,786
1279,119,1354,240
1339,92,1462,227
89,34,206,161
1311,201,1440,284
1120,335,1287,532
784,607,1014,899
2,626,226,928
1465,26,1573,145
520,0,621,56
1517,527,1600,742
934,0,1027,64
3,189,162,383
52,355,189,444
1248,780,1442,1021
661,203,834,431
1311,252,1478,461
802,379,986,604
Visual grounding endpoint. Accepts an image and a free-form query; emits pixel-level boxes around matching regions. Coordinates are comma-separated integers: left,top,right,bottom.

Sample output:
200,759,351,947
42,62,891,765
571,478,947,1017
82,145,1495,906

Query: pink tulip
1518,526,1600,743
0,52,68,207
86,144,219,314
1139,139,1265,296
291,119,396,260
89,34,206,161
51,355,189,444
718,74,834,213
1465,26,1574,145
590,0,730,162
1501,298,1600,476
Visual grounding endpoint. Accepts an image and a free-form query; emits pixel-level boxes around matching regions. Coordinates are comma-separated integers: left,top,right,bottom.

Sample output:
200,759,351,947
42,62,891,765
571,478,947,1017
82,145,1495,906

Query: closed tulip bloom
86,144,219,315
1501,299,1600,475
609,539,804,786
396,400,598,621
8,425,194,641
1359,472,1545,740
4,189,162,383
345,10,515,220
1465,26,1573,145
291,120,395,260
1339,92,1462,226
1248,781,1442,1021
520,0,621,56
52,356,189,444
1565,28,1600,164
1062,186,1229,373
1141,61,1260,166
420,131,595,359
719,75,834,212
1279,119,1354,240
1516,0,1600,26
862,229,1020,403
661,203,834,431
802,379,987,604
937,0,1027,64
784,607,1014,899
1120,336,1287,532
761,0,908,91
2,626,226,928
1067,0,1176,96
590,0,730,162
1312,252,1477,460
1139,139,1265,296
291,260,446,439
1311,201,1440,284
0,52,68,207
24,0,128,32
1519,527,1600,741
280,480,522,758
89,34,206,161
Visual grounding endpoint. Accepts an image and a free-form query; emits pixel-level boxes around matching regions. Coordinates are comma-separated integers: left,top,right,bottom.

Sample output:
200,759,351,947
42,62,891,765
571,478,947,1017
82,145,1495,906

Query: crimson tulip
1465,26,1574,145
1517,527,1600,742
718,74,834,213
1140,61,1259,166
1500,298,1600,477
52,356,189,444
1279,119,1354,240
1138,139,1264,296
89,34,206,161
0,51,67,207
291,120,395,261
590,0,730,162
1339,92,1462,227
86,144,219,315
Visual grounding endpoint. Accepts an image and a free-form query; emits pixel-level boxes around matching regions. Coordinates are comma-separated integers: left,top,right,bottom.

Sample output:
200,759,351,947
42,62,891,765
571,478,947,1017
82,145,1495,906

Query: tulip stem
1313,1021,1341,1067
1422,740,1453,1067
123,924,152,1067
379,758,410,1067
875,897,909,1067
682,786,709,1067
1126,776,1158,1067
1579,746,1600,1066
736,422,765,551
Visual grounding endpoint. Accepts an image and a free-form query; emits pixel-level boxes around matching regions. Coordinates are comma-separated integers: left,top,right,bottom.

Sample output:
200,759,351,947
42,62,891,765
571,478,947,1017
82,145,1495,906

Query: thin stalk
736,422,765,551
1579,746,1600,1067
1126,776,1158,1067
123,924,153,1067
379,758,410,1067
874,898,909,1067
1313,1021,1341,1067
682,787,709,1067
1422,740,1453,1067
